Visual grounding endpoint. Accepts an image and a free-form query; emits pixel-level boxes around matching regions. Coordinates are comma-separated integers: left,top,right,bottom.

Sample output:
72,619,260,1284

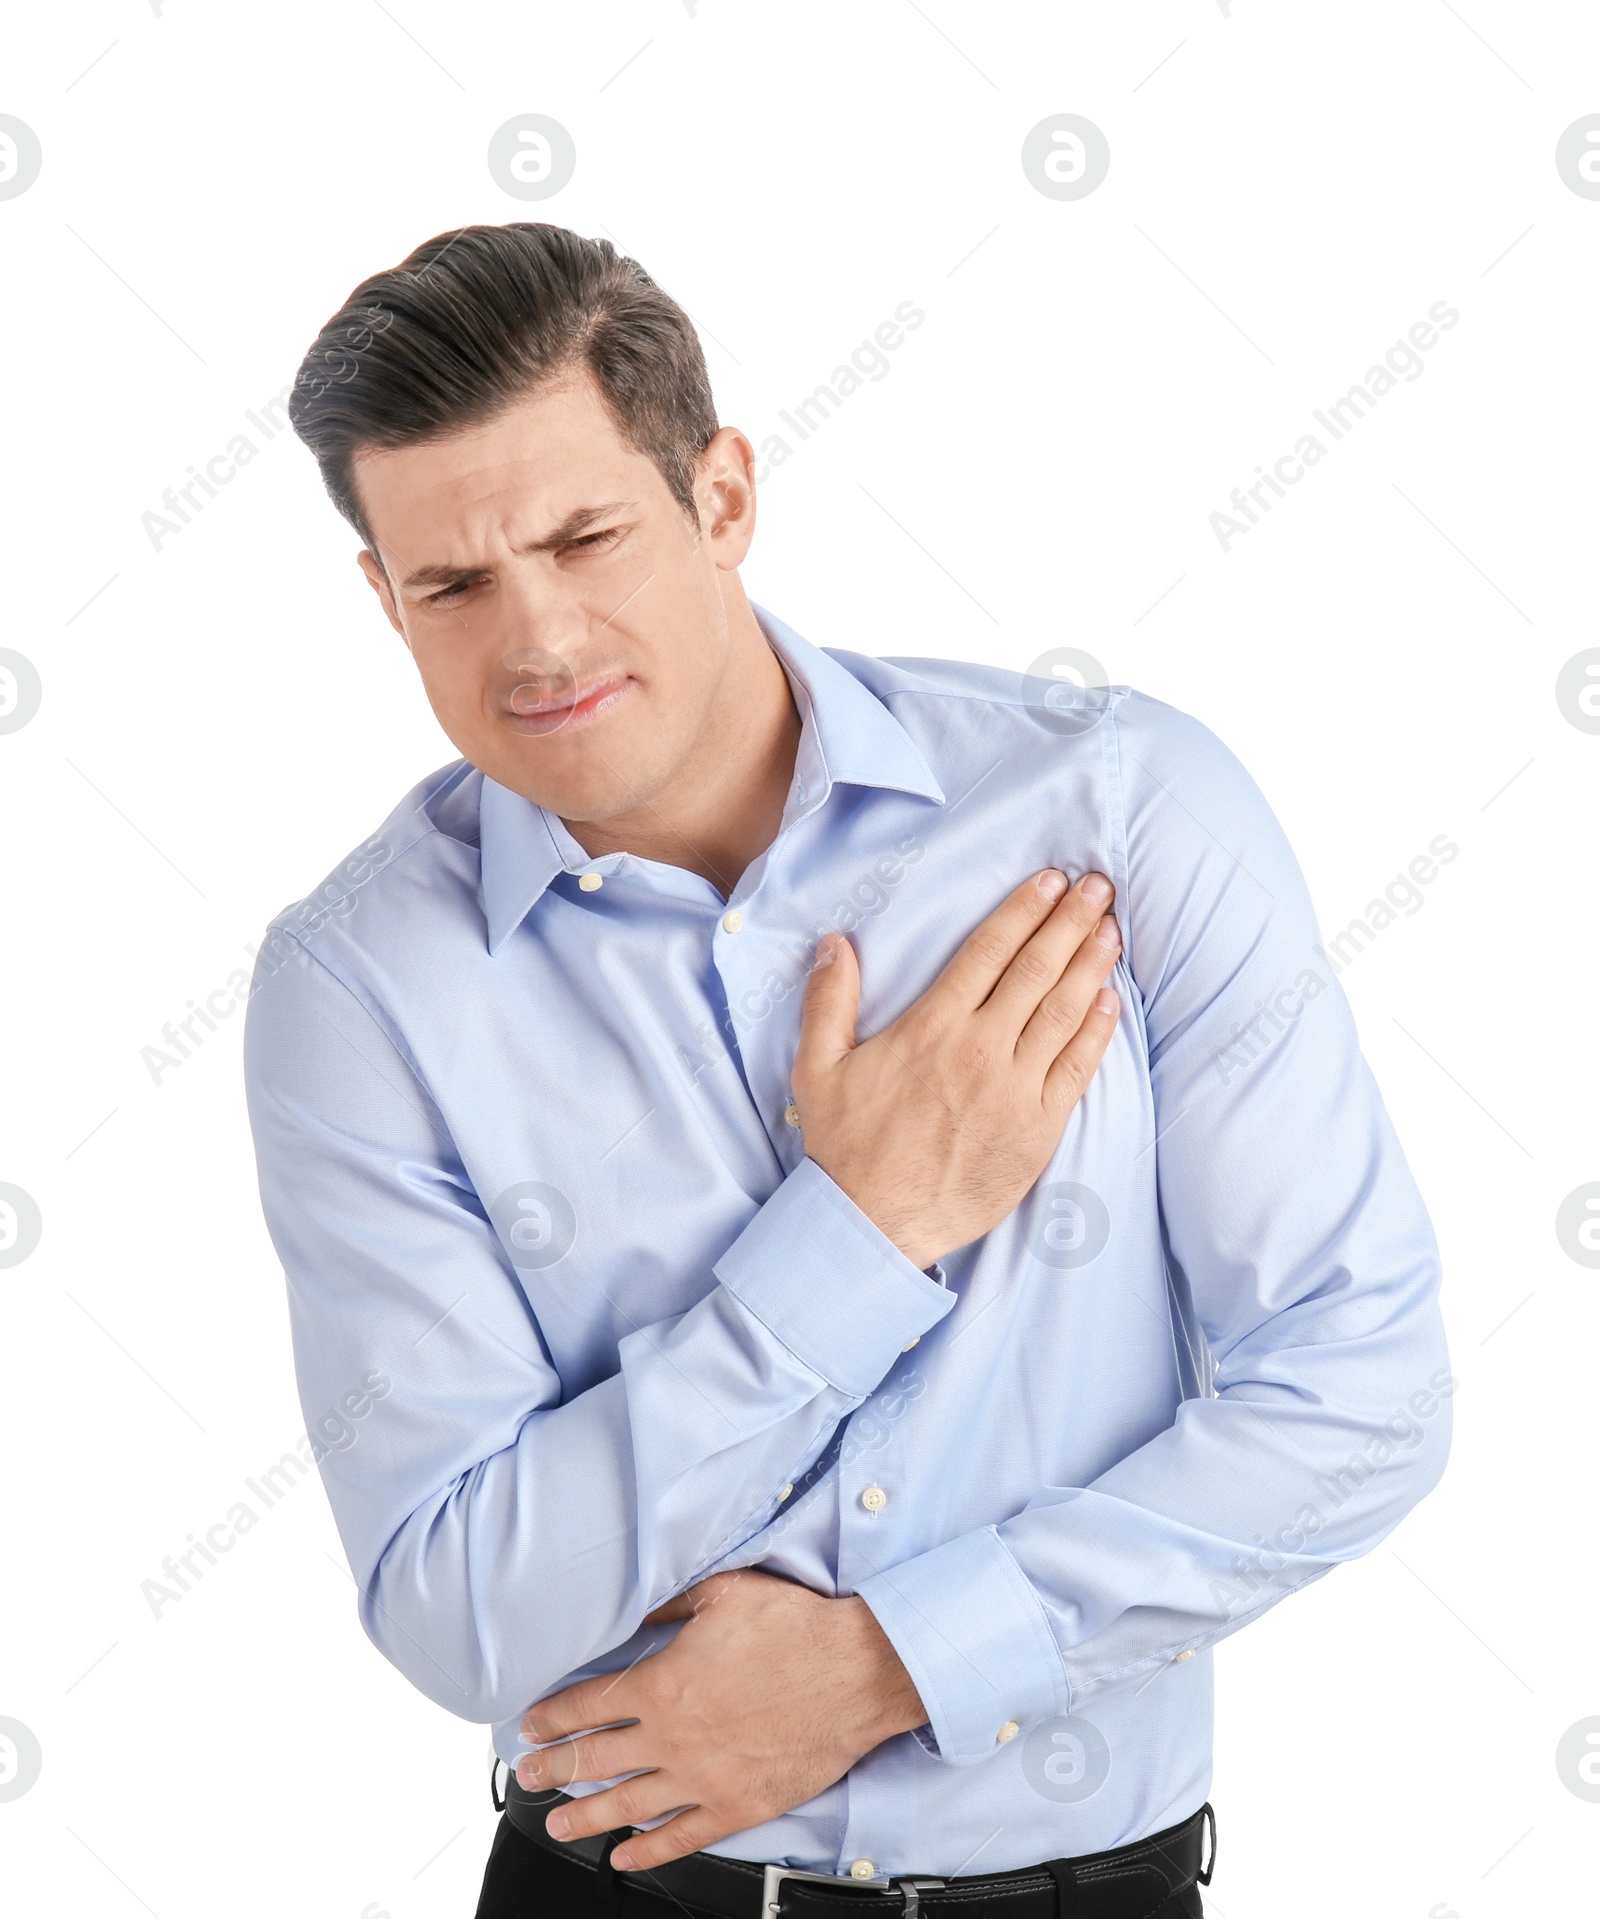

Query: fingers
1012,904,1122,1077
980,873,1115,1036
516,1725,640,1793
522,1676,633,1745
613,1807,730,1873
1040,985,1122,1112
792,932,861,1087
544,1771,683,1846
929,870,1071,1011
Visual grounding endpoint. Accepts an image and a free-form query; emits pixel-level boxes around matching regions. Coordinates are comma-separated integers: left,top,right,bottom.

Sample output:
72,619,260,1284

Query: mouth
503,672,633,738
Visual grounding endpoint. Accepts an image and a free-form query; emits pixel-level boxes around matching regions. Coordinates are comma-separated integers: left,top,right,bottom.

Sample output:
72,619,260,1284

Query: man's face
354,369,755,820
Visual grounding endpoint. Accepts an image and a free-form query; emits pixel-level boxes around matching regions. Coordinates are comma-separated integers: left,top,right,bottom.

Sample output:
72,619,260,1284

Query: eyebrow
399,501,634,590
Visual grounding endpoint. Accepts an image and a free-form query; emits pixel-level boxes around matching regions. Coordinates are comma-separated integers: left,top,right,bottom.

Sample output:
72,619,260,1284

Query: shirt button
578,872,603,892
778,1483,793,1501
902,1335,920,1351
721,909,744,933
784,1104,801,1128
1174,1649,1195,1663
860,1485,888,1513
849,1861,875,1881
997,1721,1020,1743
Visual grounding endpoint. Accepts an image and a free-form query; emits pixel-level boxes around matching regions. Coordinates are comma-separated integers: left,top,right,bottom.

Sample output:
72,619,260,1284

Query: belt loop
1045,1858,1080,1917
1196,1804,1217,1886
490,1756,506,1813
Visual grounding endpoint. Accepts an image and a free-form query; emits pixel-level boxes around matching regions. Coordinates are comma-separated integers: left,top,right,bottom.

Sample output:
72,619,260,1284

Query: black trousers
474,1815,1206,1919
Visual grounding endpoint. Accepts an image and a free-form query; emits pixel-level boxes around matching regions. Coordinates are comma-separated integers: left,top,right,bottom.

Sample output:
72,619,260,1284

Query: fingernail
814,933,840,968
546,1811,571,1839
1095,987,1119,1015
1095,916,1121,949
1081,873,1112,906
612,1849,636,1871
1036,869,1067,900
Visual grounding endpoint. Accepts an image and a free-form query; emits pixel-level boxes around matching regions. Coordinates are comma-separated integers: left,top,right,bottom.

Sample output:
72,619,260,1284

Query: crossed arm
247,708,1449,1877
515,869,1124,1869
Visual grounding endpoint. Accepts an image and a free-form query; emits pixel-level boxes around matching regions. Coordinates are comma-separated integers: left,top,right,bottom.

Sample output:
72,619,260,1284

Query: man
244,223,1451,1919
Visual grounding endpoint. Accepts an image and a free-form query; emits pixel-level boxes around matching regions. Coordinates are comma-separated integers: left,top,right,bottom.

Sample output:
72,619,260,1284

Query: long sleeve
242,948,954,1727
857,695,1452,1763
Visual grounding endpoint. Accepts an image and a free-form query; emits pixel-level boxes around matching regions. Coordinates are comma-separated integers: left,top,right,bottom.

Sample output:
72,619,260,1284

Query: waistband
496,1768,1215,1919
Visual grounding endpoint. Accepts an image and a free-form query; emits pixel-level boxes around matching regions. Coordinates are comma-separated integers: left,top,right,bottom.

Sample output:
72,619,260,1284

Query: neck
562,587,802,899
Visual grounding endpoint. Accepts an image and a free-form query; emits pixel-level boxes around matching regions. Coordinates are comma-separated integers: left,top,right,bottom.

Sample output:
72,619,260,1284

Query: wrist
801,1156,940,1272
835,1596,926,1746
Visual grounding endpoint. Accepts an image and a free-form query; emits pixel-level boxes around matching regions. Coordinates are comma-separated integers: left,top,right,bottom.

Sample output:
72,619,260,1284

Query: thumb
795,932,860,1079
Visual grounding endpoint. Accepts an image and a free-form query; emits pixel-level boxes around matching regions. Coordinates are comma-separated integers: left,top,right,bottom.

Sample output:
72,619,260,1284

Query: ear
357,548,409,647
693,427,758,571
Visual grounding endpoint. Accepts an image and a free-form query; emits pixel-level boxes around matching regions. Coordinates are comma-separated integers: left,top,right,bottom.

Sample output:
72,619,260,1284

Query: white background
2,3,1596,1915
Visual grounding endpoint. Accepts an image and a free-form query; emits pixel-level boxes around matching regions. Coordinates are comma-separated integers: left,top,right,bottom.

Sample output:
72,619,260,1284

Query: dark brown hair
288,223,718,552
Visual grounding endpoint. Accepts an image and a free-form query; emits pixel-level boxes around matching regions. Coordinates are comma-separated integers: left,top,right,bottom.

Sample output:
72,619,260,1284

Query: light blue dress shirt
243,604,1450,1878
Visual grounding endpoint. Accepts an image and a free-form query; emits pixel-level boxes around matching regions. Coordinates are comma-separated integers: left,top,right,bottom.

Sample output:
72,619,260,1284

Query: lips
505,673,632,737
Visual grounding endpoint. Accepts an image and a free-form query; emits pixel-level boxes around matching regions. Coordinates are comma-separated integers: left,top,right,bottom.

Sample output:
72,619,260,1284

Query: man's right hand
792,869,1122,1272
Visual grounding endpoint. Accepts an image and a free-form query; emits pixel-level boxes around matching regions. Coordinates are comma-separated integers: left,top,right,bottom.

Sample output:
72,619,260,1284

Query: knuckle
615,1780,653,1820
1033,994,1079,1040
967,928,1012,969
1054,1050,1089,1095
1008,946,1055,988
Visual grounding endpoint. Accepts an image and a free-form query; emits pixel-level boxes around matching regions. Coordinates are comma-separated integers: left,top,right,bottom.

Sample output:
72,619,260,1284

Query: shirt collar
478,601,944,954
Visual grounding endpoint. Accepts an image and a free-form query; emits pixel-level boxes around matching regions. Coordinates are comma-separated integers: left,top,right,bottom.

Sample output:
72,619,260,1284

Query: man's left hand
515,1568,927,1871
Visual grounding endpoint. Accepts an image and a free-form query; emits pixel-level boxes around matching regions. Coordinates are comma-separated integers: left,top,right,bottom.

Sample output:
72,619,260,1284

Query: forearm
344,1168,957,1723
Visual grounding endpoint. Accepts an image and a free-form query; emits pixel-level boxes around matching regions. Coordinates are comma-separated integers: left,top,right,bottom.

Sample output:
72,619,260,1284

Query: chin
500,759,664,823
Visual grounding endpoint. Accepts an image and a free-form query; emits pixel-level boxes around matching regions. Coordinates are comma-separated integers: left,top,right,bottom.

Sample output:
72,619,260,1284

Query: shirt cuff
856,1526,1070,1764
713,1156,956,1400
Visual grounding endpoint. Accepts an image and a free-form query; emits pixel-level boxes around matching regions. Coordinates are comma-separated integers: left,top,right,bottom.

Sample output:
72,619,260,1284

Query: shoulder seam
254,931,448,1135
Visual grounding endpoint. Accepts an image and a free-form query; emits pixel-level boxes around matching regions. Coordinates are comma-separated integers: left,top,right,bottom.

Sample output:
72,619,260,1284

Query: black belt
495,1768,1215,1919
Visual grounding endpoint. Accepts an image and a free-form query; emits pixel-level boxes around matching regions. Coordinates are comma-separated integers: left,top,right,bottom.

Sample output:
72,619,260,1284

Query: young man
244,224,1450,1919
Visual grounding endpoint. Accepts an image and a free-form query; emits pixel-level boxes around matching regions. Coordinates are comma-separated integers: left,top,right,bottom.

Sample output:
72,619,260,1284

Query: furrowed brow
398,502,634,591
518,501,633,555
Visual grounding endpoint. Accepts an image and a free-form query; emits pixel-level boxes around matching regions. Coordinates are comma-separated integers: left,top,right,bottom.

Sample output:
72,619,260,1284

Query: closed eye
422,527,623,604
426,578,480,605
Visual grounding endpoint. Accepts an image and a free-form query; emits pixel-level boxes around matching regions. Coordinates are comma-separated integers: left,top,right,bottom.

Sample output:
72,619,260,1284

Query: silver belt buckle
762,1867,946,1919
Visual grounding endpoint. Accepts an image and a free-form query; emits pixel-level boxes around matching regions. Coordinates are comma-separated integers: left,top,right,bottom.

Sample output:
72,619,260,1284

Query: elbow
356,1521,608,1725
357,1581,509,1724
1391,1342,1455,1512
356,1533,558,1726
1314,1376,1453,1556
1410,1380,1453,1505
